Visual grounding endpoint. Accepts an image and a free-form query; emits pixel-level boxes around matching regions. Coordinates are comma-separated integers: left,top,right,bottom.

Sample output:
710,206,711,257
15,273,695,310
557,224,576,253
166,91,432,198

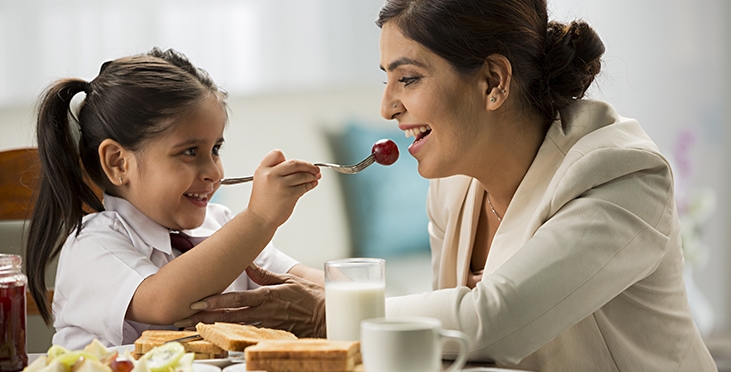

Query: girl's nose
201,157,223,182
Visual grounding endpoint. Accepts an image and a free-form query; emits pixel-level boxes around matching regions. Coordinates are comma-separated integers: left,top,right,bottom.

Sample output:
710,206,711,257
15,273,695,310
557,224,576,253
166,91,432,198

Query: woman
177,0,716,370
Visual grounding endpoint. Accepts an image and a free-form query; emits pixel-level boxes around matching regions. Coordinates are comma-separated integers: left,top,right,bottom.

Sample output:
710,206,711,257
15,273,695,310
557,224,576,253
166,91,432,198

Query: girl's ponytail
27,79,103,325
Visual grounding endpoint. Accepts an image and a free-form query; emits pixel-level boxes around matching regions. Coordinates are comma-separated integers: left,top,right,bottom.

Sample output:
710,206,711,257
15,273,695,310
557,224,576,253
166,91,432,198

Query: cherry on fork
371,139,399,166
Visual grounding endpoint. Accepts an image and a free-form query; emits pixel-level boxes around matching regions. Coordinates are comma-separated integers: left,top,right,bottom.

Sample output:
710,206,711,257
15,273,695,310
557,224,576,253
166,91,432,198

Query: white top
52,194,298,349
385,100,716,371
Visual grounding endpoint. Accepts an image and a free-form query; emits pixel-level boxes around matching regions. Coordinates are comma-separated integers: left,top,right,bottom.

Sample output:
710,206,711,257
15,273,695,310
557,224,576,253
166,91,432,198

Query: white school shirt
52,194,298,349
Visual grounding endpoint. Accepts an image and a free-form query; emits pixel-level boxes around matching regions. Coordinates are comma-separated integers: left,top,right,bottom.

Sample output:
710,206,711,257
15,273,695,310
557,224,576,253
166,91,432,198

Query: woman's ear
98,139,130,187
480,54,512,111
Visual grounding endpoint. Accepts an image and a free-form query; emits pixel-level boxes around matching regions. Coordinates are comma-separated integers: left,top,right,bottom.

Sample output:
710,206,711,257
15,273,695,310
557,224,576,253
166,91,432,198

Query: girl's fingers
258,149,287,168
276,159,321,178
281,171,321,187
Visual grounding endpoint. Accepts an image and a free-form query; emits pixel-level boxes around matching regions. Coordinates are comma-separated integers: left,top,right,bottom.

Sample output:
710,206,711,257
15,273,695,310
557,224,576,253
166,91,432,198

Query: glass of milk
325,258,385,341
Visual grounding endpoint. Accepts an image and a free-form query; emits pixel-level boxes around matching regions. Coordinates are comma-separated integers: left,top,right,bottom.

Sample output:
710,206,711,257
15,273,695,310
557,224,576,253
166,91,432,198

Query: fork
220,154,376,185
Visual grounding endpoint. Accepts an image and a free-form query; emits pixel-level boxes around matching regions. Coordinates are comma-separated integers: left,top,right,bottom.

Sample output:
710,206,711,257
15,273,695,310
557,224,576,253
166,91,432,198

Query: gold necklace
486,192,502,222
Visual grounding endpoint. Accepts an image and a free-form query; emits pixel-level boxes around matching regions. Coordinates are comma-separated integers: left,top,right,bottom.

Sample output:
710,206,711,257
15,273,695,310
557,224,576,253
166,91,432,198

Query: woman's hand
175,264,326,338
248,150,321,227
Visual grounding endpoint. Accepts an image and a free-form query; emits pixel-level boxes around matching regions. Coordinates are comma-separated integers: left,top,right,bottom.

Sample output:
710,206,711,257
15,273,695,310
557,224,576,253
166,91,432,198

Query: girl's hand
247,149,321,227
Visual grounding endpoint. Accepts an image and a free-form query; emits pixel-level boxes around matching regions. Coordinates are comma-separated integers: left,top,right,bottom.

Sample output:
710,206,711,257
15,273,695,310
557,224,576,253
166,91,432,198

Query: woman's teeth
185,193,208,201
404,125,431,138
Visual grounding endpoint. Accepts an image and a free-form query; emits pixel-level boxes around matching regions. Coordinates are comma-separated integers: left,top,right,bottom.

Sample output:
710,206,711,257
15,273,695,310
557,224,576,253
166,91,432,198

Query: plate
110,345,234,369
193,364,223,372
461,368,534,372
194,358,241,369
109,344,135,354
222,364,249,372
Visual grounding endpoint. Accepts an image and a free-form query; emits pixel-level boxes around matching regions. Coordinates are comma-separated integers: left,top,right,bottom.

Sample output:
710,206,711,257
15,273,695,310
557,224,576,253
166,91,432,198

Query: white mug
361,317,470,372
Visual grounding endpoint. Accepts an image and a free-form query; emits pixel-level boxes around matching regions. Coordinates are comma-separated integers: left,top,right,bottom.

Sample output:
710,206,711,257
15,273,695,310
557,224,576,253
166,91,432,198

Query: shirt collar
103,194,173,255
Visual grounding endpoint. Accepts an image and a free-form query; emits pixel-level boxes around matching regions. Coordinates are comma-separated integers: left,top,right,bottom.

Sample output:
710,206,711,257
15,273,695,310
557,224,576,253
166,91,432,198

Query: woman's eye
183,148,197,157
212,144,222,156
398,76,419,86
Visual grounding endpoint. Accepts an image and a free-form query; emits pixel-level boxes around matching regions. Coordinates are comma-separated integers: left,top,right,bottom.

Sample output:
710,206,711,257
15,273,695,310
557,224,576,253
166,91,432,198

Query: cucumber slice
46,345,69,361
140,342,186,372
56,351,99,368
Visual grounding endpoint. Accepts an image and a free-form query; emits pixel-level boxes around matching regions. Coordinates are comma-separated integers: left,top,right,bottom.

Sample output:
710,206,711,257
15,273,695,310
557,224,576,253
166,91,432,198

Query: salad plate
28,343,222,372
111,345,240,369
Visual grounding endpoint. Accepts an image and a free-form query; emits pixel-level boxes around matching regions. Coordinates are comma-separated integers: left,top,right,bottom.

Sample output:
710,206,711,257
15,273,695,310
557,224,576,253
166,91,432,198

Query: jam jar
0,254,27,372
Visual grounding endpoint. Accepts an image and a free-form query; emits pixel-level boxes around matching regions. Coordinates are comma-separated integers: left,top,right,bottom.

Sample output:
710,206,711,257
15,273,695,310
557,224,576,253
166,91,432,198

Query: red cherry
371,139,399,166
110,359,134,372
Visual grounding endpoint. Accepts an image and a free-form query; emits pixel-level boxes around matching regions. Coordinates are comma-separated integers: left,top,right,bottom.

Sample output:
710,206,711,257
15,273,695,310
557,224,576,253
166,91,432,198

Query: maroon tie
170,232,195,253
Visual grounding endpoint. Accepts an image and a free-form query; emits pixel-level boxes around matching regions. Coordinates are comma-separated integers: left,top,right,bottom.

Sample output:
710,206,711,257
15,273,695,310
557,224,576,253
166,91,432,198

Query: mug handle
439,329,470,372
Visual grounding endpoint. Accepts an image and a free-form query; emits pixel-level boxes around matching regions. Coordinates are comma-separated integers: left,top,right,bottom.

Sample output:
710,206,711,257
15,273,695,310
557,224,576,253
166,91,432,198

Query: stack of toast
245,339,361,372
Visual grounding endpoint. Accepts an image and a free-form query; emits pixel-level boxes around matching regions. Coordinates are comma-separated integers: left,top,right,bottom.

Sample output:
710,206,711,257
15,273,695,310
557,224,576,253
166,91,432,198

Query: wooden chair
0,147,54,315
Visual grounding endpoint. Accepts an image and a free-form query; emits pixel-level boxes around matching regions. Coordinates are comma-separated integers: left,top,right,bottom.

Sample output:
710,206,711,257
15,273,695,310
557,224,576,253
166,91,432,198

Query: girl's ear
98,139,131,187
479,54,512,111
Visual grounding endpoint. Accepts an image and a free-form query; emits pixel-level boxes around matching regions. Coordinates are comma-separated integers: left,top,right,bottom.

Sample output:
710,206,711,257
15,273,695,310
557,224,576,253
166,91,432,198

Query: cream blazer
385,100,717,371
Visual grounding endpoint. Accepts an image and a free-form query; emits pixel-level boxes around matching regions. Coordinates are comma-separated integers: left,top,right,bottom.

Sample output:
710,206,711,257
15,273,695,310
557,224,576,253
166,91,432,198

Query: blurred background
1,0,729,362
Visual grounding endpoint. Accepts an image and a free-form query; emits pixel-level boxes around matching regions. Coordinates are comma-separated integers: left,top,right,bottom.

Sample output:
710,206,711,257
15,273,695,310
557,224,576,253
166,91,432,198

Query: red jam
0,254,27,372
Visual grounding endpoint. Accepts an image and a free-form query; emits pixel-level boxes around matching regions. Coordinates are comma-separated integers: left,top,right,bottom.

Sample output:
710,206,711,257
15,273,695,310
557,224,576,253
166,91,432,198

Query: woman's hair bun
536,19,605,120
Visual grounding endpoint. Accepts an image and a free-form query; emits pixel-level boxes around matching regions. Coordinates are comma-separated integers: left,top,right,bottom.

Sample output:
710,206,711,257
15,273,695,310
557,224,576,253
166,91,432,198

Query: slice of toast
195,322,297,351
245,339,360,372
133,330,227,359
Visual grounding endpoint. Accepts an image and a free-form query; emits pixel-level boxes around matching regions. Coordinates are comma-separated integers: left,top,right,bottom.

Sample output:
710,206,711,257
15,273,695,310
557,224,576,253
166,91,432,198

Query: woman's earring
490,97,496,102
118,177,123,185
500,88,506,94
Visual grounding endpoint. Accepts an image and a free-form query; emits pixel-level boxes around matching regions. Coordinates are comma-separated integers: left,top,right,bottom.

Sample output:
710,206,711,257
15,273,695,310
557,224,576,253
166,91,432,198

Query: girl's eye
398,76,419,86
183,148,197,157
212,144,222,156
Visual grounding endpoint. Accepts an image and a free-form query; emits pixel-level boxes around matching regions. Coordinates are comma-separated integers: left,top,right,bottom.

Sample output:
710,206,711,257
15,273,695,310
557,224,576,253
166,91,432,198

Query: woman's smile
400,123,432,156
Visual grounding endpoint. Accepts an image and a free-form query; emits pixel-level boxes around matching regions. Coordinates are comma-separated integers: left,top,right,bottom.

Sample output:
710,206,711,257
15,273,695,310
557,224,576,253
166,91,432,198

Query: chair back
0,147,54,318
0,148,40,221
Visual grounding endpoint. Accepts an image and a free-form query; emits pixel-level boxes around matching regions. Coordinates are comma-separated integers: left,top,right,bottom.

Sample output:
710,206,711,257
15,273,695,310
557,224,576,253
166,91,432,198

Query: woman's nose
381,89,401,120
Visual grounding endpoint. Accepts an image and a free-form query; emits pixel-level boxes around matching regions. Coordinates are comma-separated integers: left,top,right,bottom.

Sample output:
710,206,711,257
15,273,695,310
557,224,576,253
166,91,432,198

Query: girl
25,48,323,348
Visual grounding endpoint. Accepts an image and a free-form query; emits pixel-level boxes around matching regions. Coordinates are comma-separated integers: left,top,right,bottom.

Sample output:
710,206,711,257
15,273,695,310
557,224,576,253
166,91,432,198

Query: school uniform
386,100,717,371
52,194,297,349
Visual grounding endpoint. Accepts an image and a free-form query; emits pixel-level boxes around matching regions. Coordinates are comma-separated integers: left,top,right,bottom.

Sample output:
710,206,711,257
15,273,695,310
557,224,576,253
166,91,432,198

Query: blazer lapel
454,179,485,285
484,122,569,274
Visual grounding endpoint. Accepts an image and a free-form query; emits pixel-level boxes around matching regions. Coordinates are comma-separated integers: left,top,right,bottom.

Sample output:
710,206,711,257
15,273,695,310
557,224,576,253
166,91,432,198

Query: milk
325,281,386,341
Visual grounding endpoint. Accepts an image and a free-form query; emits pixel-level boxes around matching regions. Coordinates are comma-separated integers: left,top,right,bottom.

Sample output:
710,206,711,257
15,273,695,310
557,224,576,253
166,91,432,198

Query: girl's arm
126,150,320,325
288,264,325,286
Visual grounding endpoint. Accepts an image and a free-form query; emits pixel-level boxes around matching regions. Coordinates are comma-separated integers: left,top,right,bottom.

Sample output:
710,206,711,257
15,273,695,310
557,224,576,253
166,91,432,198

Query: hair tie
84,82,92,94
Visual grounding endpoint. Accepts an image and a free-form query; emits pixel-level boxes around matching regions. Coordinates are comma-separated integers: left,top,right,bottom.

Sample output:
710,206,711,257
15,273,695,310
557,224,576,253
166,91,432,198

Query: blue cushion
327,121,430,258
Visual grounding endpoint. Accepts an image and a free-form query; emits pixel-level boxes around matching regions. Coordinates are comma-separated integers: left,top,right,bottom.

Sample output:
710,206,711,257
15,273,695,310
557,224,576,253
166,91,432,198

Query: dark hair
376,0,605,125
26,48,227,324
